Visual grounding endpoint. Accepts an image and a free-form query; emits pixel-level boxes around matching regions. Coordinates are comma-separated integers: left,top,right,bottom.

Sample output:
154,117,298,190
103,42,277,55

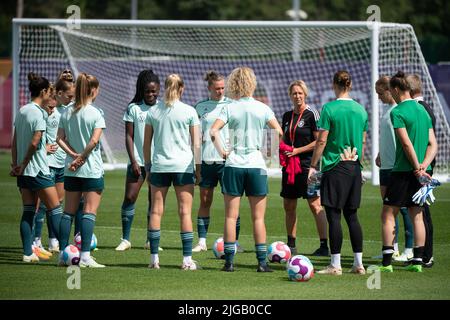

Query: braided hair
130,69,160,104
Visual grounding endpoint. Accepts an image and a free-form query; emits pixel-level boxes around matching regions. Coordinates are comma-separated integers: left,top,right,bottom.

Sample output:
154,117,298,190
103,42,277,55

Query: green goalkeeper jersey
390,99,433,172
317,98,368,172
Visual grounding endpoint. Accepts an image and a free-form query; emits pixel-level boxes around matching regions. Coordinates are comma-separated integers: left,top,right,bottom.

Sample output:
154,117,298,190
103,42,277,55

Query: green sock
255,243,267,265
46,205,62,240
197,217,210,239
45,204,57,239
121,201,135,241
32,204,45,239
181,231,194,256
147,229,161,254
224,242,236,265
400,207,414,249
47,205,62,240
20,205,35,256
59,212,74,250
80,213,96,252
74,198,84,236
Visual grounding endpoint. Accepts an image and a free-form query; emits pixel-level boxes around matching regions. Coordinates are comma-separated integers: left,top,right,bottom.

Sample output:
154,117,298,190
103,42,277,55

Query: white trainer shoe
23,253,39,263
181,260,198,270
317,264,342,275
48,238,60,253
192,243,207,252
393,250,414,262
79,257,105,268
144,241,163,251
148,262,160,269
115,239,131,251
372,251,400,260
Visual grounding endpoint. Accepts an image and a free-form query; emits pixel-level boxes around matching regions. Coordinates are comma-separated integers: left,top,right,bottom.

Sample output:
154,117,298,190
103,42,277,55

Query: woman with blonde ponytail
56,72,106,268
143,73,201,270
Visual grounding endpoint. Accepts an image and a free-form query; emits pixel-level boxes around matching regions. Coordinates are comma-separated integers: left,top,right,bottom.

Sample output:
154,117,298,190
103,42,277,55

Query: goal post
12,19,450,182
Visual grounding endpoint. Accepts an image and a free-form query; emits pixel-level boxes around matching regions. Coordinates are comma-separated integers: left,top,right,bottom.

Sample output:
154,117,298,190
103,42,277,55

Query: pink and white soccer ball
74,232,97,251
287,255,314,282
212,237,236,259
267,241,291,263
62,244,80,266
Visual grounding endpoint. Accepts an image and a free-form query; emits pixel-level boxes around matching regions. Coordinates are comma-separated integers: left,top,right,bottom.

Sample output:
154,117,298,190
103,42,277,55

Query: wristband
145,162,152,172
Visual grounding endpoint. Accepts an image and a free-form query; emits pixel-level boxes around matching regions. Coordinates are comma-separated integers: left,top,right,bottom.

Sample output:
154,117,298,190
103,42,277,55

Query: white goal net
13,20,450,181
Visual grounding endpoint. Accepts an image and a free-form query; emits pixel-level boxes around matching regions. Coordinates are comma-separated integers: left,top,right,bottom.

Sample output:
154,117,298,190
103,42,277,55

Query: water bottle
307,171,322,196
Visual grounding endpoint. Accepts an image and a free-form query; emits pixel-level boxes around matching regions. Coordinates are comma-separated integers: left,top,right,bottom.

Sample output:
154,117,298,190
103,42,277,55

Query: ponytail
75,73,99,112
164,74,184,107
27,72,50,98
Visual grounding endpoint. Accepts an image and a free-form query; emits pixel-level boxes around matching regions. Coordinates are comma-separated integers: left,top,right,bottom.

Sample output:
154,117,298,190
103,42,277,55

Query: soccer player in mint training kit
280,80,328,257
192,70,243,253
406,74,436,268
10,72,63,263
57,73,106,268
210,67,283,272
144,74,201,270
115,70,162,252
308,70,368,276
379,71,437,273
33,70,75,255
374,76,414,263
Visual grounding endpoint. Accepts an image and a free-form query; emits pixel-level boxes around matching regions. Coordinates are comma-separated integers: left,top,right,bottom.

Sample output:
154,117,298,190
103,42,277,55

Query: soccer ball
267,241,291,263
212,237,236,259
287,255,314,282
74,232,97,251
62,244,80,266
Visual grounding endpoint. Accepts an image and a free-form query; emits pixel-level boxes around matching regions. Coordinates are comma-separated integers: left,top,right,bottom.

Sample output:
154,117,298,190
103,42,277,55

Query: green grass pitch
0,151,449,300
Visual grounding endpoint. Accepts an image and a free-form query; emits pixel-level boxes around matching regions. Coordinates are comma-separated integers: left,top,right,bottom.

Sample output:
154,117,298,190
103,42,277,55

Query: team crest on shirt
138,112,146,122
50,119,58,128
298,120,305,128
201,112,209,120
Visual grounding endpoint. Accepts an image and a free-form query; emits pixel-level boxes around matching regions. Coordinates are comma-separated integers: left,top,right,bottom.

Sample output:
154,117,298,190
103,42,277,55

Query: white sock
80,251,90,261
183,256,192,265
404,248,413,255
151,254,159,265
199,238,206,246
331,254,341,268
353,252,363,267
394,242,399,253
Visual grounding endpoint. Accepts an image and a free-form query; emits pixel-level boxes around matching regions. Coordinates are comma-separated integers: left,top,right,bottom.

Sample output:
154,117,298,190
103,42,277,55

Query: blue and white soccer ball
287,255,314,282
62,244,80,266
74,232,97,251
212,237,237,259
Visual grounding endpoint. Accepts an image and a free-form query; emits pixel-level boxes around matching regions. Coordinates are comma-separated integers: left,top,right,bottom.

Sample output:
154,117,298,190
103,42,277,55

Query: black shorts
320,161,362,210
379,169,392,187
280,167,319,199
383,171,423,207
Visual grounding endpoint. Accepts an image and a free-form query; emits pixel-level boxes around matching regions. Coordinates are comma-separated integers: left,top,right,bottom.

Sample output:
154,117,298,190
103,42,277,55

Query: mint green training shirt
145,100,200,173
195,97,231,163
15,102,49,177
58,103,106,178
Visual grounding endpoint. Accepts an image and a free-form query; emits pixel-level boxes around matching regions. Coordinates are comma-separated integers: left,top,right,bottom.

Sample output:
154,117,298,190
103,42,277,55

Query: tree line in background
1,0,449,63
